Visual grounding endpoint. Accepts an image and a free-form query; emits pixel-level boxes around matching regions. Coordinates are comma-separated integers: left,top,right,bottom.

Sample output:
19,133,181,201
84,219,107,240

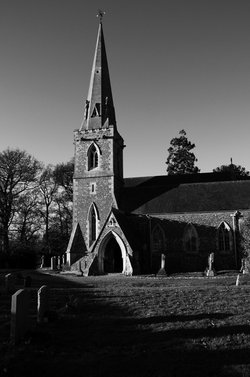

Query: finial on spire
97,10,105,23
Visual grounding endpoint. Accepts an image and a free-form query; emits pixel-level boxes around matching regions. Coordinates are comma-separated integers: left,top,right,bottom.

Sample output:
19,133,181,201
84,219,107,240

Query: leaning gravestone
37,285,49,323
40,255,45,268
10,289,30,344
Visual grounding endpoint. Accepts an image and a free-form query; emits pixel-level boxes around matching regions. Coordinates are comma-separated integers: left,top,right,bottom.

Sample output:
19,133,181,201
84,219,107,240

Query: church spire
80,13,116,131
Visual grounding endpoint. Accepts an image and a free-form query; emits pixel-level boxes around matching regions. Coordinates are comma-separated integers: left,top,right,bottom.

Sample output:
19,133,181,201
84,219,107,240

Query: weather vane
96,9,105,23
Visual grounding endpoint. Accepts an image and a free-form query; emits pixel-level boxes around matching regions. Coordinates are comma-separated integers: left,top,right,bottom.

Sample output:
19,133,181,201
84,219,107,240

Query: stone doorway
104,237,123,273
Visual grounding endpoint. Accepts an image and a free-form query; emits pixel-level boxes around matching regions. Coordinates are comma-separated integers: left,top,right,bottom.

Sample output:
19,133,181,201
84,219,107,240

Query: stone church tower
66,18,125,266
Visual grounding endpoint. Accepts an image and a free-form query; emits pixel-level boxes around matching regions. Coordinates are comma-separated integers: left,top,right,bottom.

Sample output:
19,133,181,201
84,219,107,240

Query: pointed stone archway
98,231,132,275
104,237,123,273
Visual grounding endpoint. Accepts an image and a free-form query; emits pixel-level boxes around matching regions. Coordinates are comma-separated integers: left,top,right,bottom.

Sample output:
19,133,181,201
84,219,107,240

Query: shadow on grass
109,312,233,326
2,270,250,377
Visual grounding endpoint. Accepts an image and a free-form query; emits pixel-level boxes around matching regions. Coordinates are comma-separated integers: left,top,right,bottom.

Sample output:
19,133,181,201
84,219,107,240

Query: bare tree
13,188,42,245
0,148,41,254
53,160,74,201
39,165,58,254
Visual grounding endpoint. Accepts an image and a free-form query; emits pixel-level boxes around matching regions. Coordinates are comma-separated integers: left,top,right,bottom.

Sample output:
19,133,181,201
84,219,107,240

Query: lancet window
218,222,232,253
88,144,99,170
88,204,99,246
183,224,199,253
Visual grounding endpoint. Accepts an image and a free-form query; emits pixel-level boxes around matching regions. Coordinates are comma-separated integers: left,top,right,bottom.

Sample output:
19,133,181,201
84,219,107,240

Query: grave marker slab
10,289,30,344
37,285,49,323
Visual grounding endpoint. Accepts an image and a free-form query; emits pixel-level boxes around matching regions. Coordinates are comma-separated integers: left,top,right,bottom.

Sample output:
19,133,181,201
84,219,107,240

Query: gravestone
37,285,49,323
240,258,249,274
5,273,16,293
40,255,45,268
157,254,167,276
205,252,216,277
51,256,57,270
10,289,30,344
57,256,61,270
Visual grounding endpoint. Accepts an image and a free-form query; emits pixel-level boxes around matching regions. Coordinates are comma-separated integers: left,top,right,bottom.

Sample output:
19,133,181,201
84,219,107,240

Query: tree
51,161,74,254
213,162,249,178
0,148,41,254
38,161,74,257
53,160,74,201
13,188,42,245
38,165,58,254
166,130,200,175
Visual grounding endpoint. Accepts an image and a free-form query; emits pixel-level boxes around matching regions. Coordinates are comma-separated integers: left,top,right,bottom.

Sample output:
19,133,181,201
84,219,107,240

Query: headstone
40,255,45,268
57,256,61,270
240,258,249,274
205,252,216,277
236,274,240,286
10,289,30,344
51,256,57,270
37,285,49,323
5,273,16,293
157,254,167,276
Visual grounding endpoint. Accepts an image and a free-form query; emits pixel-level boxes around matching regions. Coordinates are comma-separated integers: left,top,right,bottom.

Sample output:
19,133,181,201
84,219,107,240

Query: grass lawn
1,271,250,376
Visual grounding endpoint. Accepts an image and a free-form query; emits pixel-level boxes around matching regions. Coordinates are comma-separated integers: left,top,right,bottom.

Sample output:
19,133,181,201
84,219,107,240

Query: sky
1,0,250,178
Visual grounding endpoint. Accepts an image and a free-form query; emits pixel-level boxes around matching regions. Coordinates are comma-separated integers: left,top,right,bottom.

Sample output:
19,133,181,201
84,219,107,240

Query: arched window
218,222,232,253
88,204,99,246
183,224,199,253
88,144,99,170
152,225,165,254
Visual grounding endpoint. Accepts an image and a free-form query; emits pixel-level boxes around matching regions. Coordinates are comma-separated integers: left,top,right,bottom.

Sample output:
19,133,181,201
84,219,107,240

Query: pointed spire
80,14,116,131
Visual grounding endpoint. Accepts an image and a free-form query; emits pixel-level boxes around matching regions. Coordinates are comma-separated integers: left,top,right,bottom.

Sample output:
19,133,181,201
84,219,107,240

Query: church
66,17,250,276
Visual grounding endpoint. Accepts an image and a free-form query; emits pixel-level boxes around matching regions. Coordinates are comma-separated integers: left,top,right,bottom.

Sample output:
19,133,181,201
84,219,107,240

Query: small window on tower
90,183,96,194
88,203,99,247
91,103,101,117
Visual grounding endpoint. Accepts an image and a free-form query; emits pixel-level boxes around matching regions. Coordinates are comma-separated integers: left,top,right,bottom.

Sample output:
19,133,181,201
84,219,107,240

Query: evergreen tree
166,130,200,175
213,162,249,178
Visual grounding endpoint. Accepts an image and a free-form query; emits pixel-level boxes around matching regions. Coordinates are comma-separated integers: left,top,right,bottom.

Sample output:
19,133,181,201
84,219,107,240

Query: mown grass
1,271,250,376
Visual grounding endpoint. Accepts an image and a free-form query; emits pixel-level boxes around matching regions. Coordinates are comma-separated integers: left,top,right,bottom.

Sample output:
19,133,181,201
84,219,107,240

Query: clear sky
1,0,250,177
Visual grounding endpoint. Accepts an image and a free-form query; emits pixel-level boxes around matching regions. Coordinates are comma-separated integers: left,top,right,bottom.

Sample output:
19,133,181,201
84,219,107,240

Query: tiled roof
119,173,250,214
